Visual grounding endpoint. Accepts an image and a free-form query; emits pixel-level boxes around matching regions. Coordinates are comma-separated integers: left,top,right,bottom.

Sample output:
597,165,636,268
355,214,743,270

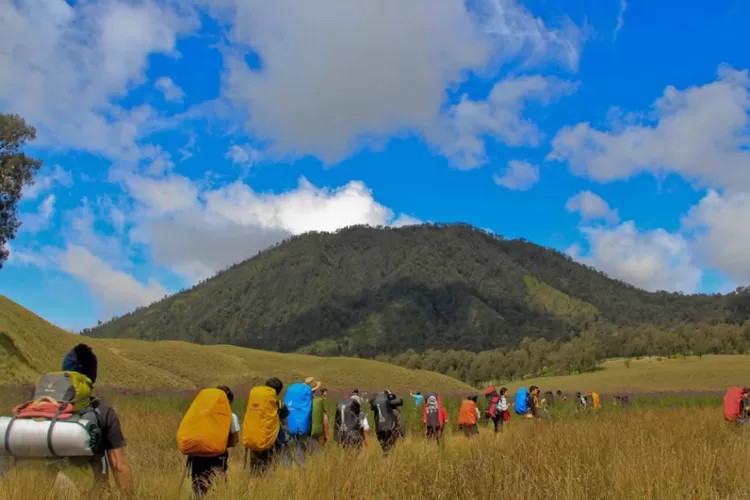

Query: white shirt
231,412,241,433
497,396,509,412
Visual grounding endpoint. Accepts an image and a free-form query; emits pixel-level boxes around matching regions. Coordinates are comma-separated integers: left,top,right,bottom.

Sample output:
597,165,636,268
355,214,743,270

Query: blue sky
2,0,749,330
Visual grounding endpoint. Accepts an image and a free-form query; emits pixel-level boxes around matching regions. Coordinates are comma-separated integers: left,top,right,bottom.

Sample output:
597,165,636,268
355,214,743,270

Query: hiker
493,387,510,433
283,377,321,466
423,392,448,442
544,390,554,407
526,386,541,419
244,377,290,477
484,386,500,423
575,391,587,411
1,344,133,496
310,387,329,452
334,394,365,450
179,386,241,497
457,395,480,438
370,390,404,454
410,390,424,408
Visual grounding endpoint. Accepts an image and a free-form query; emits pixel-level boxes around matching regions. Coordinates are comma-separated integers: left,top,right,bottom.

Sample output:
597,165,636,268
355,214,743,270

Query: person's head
743,387,750,398
62,344,98,384
530,385,539,395
352,389,359,395
265,377,283,395
469,395,478,403
556,390,562,396
217,385,234,405
500,387,508,396
319,388,328,399
416,391,421,396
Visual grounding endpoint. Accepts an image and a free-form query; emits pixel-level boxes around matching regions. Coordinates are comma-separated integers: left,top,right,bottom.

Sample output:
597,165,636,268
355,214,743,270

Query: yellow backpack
592,392,601,410
242,386,281,451
176,388,232,457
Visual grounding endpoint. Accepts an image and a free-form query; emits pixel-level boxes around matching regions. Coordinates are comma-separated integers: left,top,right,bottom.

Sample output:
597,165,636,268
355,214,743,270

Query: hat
62,344,98,383
304,377,322,392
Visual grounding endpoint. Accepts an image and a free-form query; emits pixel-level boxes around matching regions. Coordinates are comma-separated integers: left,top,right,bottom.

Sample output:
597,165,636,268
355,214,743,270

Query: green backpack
311,398,325,438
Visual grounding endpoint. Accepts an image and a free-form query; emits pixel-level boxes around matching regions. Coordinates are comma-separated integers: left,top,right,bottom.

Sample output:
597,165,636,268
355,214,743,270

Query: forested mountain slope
85,224,744,357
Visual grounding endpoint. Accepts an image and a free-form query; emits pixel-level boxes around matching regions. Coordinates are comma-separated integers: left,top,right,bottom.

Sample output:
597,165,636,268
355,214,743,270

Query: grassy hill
85,224,742,357
505,355,750,394
0,295,472,393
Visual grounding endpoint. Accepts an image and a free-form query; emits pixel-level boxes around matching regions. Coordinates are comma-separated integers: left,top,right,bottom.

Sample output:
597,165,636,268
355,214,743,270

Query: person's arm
100,405,133,493
279,404,290,426
107,448,133,493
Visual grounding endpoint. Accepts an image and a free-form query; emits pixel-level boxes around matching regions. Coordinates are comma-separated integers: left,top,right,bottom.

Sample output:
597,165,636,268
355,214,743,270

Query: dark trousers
376,430,398,454
425,426,443,443
189,454,228,497
248,444,285,477
459,424,478,438
493,415,505,433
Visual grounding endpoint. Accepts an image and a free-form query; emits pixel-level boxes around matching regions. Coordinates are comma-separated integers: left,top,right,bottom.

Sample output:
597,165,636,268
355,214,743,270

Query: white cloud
614,0,628,39
549,65,750,191
119,173,419,281
0,0,197,160
21,165,72,201
154,76,185,103
221,0,582,164
20,195,56,233
683,190,750,284
493,160,540,191
435,76,577,168
570,221,702,293
62,244,167,316
225,144,262,166
566,190,619,223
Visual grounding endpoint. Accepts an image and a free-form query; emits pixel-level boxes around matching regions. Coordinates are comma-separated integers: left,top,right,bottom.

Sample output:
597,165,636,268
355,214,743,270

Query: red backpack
724,387,744,422
484,386,499,418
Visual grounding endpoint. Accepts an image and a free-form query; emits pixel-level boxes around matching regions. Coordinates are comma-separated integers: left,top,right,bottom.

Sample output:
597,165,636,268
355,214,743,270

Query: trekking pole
177,457,190,499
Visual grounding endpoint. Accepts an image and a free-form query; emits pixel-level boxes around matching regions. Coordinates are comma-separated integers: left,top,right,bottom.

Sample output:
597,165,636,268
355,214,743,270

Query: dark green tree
1,113,43,269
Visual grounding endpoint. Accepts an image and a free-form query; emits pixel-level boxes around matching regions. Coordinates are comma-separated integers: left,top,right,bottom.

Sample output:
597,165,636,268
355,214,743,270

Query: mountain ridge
84,223,740,356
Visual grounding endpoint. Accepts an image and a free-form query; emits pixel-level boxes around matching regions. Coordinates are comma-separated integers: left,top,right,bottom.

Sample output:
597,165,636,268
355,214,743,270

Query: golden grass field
0,295,471,393
6,293,750,498
506,355,750,394
2,393,749,500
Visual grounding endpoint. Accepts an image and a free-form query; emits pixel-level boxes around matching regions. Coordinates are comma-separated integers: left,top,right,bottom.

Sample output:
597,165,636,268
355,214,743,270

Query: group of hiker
0,341,696,499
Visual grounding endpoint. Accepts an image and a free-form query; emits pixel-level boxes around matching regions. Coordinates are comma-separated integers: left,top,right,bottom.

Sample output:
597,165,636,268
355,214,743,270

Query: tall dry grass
2,401,750,500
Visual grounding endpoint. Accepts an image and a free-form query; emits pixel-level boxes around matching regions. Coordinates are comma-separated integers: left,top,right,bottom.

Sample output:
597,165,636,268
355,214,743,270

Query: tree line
377,321,750,386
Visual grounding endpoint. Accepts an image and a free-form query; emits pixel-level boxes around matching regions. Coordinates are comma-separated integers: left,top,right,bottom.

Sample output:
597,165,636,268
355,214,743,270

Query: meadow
6,294,750,499
1,388,749,500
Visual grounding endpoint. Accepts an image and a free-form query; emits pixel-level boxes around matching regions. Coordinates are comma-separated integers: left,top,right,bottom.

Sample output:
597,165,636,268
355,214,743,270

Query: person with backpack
575,391,588,411
334,394,366,450
457,395,480,438
1,344,133,496
310,387,329,452
423,392,448,442
526,386,541,419
493,387,510,433
243,377,290,477
484,386,500,424
283,377,321,466
178,385,241,497
370,390,403,454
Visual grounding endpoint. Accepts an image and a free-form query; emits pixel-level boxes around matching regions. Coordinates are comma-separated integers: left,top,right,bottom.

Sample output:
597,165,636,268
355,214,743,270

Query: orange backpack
724,386,744,422
176,388,232,457
457,400,478,426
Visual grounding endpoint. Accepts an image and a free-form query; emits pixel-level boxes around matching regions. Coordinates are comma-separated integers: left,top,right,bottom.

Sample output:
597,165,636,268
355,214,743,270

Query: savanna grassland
5,295,750,499
0,295,470,394
1,388,749,500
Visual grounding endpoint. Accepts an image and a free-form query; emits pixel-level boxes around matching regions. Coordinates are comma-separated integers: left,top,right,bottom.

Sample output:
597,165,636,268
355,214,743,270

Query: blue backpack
284,383,313,436
514,387,528,415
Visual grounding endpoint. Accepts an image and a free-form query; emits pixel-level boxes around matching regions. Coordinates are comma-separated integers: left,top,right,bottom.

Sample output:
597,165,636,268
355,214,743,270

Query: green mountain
85,224,743,356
